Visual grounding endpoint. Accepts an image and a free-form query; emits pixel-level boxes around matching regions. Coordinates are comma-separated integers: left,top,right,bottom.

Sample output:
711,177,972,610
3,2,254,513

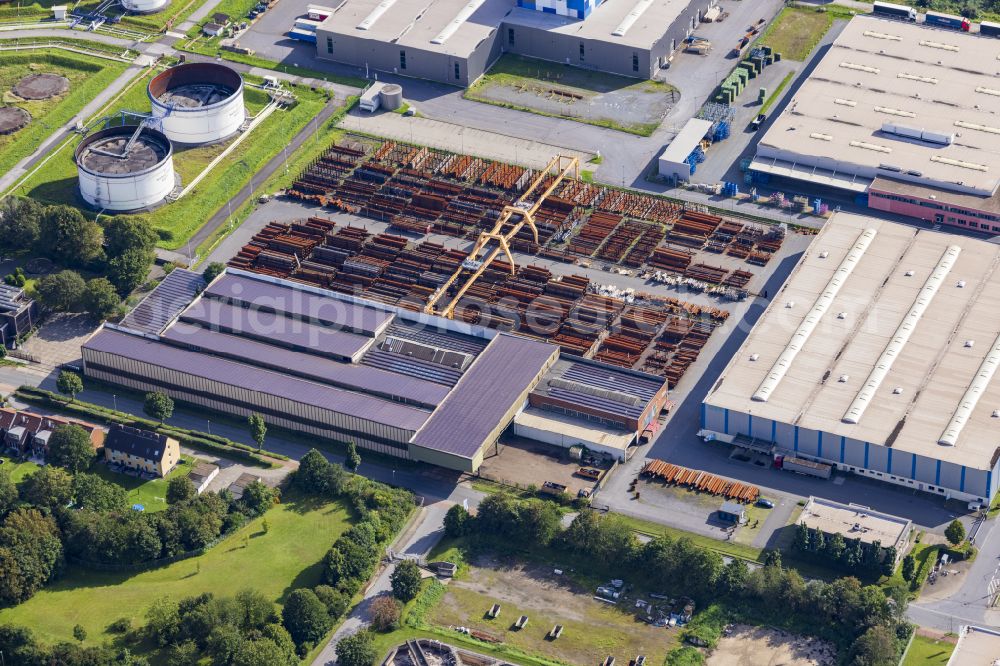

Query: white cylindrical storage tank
148,63,245,145
75,125,175,212
120,0,169,13
380,84,403,111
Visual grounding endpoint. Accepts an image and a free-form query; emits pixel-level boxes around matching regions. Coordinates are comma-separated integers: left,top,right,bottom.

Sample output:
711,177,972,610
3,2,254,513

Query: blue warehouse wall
699,405,996,502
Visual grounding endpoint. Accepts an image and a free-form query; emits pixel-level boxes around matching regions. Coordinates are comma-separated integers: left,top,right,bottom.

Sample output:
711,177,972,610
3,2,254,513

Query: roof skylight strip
751,228,877,403
842,245,961,425
938,332,1000,446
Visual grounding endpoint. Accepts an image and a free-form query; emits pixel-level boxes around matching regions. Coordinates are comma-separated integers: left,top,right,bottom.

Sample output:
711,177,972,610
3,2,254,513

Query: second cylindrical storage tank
120,0,170,13
380,84,403,111
148,63,246,145
75,125,175,211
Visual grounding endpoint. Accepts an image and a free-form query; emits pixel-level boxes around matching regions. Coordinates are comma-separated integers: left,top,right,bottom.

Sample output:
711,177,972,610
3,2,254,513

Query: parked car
756,497,774,509
750,113,767,132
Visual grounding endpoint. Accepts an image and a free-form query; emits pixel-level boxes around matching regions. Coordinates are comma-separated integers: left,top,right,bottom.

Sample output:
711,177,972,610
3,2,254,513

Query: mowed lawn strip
0,52,129,181
0,492,352,647
901,633,956,666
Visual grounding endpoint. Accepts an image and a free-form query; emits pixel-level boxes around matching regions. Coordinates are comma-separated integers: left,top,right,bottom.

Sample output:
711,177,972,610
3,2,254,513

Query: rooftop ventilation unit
905,270,915,276
920,40,960,52
852,140,892,153
750,354,759,361
785,301,795,308
881,123,954,145
875,106,916,118
819,251,829,258
957,280,967,287
838,375,850,383
932,155,988,171
976,85,1000,97
965,340,975,348
864,30,902,41
954,120,1000,135
892,387,903,395
834,98,858,107
837,312,847,320
898,72,938,84
810,133,833,141
840,62,880,74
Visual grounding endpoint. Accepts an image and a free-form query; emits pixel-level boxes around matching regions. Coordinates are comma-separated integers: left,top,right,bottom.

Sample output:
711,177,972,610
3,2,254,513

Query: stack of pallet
685,263,728,284
597,219,645,263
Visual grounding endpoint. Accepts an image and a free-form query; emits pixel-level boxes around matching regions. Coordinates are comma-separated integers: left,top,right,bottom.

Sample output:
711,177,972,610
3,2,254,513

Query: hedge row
15,387,282,467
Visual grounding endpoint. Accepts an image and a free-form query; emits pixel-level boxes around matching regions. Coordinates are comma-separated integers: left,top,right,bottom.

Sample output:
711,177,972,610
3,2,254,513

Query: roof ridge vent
842,245,961,424
752,228,877,403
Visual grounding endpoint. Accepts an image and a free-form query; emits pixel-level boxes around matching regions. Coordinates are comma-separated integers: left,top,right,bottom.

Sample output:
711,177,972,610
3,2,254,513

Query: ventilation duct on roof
931,155,988,171
842,245,961,425
881,123,953,145
840,62,880,74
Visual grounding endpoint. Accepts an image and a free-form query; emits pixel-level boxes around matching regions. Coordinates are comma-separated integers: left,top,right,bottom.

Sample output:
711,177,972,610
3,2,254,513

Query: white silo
75,125,175,211
120,0,169,13
148,63,246,145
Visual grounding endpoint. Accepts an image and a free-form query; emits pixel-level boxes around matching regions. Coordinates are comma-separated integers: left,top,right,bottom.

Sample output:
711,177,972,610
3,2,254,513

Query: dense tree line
792,524,897,578
447,496,910,666
0,625,148,665
0,198,160,320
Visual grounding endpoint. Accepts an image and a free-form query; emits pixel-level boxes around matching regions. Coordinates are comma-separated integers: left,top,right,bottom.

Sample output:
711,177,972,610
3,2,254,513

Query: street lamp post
112,394,117,412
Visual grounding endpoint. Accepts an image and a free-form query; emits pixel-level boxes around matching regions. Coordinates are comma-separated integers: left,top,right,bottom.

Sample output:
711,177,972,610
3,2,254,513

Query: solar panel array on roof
361,349,464,386
547,387,646,419
120,269,205,335
384,320,489,356
179,298,373,362
161,321,449,408
560,360,663,402
205,272,394,336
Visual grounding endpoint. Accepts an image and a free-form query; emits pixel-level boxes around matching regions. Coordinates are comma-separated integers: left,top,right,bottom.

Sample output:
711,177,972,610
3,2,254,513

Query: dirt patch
478,437,611,496
0,107,30,134
433,557,676,664
708,625,835,666
919,559,970,602
13,73,70,100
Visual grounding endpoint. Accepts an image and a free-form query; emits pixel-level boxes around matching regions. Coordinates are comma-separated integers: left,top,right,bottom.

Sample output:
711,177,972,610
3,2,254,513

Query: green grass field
902,633,956,666
0,51,129,182
88,455,194,513
758,7,843,61
0,455,40,483
0,491,351,648
16,67,333,251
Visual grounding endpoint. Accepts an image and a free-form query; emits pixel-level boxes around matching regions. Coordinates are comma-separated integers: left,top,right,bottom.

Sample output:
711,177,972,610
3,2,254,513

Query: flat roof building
800,497,912,555
0,284,38,349
703,212,1000,504
751,15,1000,234
315,0,709,86
83,268,667,472
947,625,1000,666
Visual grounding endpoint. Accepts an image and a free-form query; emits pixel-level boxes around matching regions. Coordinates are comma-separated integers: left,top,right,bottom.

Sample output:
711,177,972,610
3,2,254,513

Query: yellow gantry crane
424,154,580,319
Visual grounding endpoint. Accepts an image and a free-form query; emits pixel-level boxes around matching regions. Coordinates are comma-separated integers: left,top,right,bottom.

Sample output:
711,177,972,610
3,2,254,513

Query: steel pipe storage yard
75,125,175,212
148,63,245,145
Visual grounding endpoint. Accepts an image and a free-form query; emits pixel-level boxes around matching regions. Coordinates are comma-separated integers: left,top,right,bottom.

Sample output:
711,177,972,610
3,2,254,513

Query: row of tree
791,523,897,578
446,495,911,666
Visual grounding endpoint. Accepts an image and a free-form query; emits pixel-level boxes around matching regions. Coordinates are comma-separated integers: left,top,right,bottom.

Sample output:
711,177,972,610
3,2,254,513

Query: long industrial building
703,212,1000,505
750,15,1000,234
315,0,711,85
82,268,669,471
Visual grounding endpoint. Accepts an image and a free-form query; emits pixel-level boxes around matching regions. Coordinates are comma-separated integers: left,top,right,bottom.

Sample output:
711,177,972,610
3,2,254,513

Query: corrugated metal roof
179,298,372,362
161,321,449,408
84,329,431,432
410,334,557,458
120,269,205,335
204,273,393,336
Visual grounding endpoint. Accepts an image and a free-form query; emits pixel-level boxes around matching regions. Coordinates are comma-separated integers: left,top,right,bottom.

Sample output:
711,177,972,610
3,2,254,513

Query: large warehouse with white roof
315,0,711,85
82,268,669,472
751,15,1000,234
702,212,1000,505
